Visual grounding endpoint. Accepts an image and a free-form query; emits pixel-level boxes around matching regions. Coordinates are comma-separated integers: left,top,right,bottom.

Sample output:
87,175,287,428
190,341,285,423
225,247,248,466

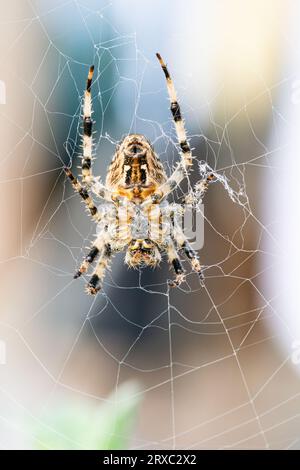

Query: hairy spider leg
78,66,116,201
171,220,204,281
156,53,192,168
64,167,101,222
142,53,194,205
165,239,185,287
81,65,94,184
85,244,113,295
73,231,107,279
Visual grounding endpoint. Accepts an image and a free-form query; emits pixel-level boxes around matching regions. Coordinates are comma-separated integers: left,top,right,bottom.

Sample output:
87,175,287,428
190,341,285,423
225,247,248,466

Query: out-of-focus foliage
28,382,140,450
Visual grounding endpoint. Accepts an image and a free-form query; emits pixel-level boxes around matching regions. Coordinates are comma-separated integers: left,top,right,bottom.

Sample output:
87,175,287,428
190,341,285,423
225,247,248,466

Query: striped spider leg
81,65,95,185
85,235,114,295
171,214,204,283
83,200,133,294
143,53,214,209
160,203,203,286
64,64,113,212
64,65,113,205
63,175,116,291
73,221,116,295
80,65,118,200
165,238,185,287
144,53,193,206
64,168,104,222
64,65,117,290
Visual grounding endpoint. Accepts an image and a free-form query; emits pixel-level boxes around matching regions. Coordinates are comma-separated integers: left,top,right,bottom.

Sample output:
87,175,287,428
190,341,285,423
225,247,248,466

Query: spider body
64,54,214,294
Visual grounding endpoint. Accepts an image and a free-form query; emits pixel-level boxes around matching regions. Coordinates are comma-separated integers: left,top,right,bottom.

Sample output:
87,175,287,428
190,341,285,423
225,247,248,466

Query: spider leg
142,53,193,206
165,240,185,287
181,240,204,282
77,65,114,201
85,244,113,295
64,167,102,222
156,53,192,168
73,231,106,279
189,173,215,205
81,65,94,184
171,222,204,281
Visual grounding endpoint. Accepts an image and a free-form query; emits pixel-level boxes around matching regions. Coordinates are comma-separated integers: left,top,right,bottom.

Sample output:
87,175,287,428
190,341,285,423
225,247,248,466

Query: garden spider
64,53,214,294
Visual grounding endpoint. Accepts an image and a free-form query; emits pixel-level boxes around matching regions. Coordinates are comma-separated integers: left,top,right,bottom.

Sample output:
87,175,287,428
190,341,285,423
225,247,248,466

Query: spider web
0,0,300,450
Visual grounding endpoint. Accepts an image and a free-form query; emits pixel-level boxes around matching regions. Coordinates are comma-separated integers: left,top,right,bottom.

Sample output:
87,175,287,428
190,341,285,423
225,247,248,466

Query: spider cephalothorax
64,53,214,294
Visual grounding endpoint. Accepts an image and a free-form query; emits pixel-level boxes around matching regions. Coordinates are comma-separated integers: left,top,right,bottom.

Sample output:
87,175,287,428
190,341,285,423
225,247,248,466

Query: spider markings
64,168,99,221
106,134,167,201
82,65,94,180
156,53,192,168
64,54,214,295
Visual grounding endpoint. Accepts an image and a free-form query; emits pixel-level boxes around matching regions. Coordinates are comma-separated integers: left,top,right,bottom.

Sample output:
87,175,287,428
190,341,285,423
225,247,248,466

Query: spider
64,53,214,295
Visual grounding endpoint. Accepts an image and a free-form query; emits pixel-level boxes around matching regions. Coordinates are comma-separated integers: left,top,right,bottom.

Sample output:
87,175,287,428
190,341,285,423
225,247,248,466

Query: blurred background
0,0,300,449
